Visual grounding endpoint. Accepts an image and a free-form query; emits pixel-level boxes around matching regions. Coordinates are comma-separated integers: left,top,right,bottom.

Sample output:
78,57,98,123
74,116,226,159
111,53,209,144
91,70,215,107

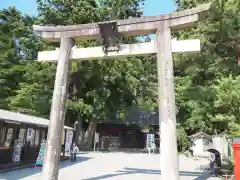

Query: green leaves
7,61,56,117
0,7,26,109
33,0,152,125
8,82,52,117
37,0,100,25
174,0,240,139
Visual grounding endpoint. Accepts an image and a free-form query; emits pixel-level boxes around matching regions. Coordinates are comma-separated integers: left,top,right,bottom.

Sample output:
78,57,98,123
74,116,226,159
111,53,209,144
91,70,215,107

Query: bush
177,127,190,152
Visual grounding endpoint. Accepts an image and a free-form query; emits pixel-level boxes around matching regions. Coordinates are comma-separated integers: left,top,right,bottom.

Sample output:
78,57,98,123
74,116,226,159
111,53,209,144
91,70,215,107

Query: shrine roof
0,109,73,130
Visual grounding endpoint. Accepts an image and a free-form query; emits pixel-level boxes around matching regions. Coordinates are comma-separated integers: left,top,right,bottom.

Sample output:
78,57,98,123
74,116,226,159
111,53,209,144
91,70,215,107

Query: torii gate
33,3,210,180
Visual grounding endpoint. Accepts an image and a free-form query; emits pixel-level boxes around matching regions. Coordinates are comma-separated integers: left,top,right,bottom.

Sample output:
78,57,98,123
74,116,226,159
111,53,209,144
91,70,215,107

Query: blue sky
0,0,176,16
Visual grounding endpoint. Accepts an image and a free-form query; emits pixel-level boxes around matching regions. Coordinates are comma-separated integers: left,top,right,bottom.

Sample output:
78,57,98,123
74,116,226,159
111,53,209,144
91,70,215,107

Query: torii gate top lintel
33,3,211,42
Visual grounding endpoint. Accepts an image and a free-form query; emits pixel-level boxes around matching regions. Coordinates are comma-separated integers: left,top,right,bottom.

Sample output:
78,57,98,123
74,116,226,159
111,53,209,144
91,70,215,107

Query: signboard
36,141,46,166
94,133,99,143
64,130,73,153
5,128,13,147
12,139,23,162
34,130,40,146
27,128,34,141
18,129,25,140
93,133,100,151
146,134,155,149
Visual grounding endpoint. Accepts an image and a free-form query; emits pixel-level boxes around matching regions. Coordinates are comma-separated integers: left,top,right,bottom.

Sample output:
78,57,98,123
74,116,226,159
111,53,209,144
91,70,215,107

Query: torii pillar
33,3,211,180
156,22,178,179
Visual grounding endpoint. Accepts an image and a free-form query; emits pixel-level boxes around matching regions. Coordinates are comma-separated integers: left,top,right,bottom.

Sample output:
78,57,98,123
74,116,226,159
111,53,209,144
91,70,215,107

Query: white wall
192,138,204,156
212,135,229,160
191,135,230,158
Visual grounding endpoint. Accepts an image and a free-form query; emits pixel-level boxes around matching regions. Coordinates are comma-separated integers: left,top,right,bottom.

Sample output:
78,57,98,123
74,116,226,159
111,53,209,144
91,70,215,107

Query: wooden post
156,24,179,180
93,135,96,152
41,37,74,180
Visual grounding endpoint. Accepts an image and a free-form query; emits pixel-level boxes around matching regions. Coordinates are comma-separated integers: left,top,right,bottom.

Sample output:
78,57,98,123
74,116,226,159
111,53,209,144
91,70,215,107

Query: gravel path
0,152,221,180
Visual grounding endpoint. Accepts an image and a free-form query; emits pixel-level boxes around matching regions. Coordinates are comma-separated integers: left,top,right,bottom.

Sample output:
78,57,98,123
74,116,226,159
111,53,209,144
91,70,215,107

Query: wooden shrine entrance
33,3,210,180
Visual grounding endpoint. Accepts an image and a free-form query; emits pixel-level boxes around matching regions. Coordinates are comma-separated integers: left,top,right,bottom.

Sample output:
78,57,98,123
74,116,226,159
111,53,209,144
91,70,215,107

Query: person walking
209,153,215,174
70,142,79,162
151,141,156,154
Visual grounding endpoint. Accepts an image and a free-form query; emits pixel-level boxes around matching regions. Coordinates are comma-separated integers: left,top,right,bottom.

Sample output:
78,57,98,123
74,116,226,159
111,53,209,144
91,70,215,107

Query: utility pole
41,37,74,180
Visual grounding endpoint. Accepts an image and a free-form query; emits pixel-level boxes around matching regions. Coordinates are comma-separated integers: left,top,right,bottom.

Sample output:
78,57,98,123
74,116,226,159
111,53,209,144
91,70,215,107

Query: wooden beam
33,3,211,42
37,39,200,61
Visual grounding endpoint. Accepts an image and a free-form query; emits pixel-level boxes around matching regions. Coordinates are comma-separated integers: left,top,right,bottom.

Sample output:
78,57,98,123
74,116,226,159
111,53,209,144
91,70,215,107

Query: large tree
174,0,240,141
0,7,43,110
0,7,48,116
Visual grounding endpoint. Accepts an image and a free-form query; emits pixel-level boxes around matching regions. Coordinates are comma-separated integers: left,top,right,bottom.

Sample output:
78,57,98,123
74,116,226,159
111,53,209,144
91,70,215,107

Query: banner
27,128,34,141
12,139,23,162
146,133,155,149
94,133,99,143
36,141,46,166
65,130,73,153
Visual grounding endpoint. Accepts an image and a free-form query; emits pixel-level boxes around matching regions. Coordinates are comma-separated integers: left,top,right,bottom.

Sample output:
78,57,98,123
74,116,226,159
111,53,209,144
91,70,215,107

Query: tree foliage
174,0,240,142
0,7,42,109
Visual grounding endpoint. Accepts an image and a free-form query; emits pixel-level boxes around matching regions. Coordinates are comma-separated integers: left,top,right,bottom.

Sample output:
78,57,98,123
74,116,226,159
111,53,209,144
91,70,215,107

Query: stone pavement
0,152,221,180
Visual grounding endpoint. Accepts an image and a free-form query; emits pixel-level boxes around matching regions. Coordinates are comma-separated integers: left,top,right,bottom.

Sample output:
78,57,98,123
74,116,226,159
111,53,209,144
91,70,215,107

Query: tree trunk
75,119,85,148
82,120,97,150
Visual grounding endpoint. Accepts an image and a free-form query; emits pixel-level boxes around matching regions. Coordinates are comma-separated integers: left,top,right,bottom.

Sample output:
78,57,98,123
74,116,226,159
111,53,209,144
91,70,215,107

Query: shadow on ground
82,167,215,180
0,156,92,180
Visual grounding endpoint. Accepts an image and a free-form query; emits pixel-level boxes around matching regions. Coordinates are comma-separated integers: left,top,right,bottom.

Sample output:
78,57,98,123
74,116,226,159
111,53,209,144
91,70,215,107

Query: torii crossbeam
37,39,201,61
33,3,211,180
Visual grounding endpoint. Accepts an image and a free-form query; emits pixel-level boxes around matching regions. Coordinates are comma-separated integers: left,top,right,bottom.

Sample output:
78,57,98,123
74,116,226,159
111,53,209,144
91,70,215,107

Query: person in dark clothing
189,149,193,157
209,154,215,174
214,154,221,176
215,154,221,167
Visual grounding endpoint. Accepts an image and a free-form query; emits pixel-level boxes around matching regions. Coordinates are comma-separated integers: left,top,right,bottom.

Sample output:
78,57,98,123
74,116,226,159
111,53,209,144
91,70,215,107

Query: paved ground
0,152,220,180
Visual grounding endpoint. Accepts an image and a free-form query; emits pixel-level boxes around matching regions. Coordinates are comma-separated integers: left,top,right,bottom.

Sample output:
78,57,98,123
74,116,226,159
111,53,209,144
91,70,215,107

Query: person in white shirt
70,142,79,162
151,142,156,154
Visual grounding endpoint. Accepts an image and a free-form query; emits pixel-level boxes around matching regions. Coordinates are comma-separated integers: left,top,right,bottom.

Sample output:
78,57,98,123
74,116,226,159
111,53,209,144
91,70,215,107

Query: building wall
192,137,213,157
96,123,147,149
0,122,47,164
192,138,204,156
212,135,230,161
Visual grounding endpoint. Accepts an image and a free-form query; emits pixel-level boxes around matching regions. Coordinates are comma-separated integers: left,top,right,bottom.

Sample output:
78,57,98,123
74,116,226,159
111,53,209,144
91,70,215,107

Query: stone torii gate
33,3,210,180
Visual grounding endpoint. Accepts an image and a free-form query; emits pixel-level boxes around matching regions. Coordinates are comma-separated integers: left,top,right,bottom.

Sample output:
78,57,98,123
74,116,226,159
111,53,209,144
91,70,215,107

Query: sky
0,0,176,16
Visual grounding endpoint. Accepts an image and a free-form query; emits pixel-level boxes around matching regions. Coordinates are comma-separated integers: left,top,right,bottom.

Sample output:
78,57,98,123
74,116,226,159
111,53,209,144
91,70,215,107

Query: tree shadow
82,167,215,180
0,155,92,180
